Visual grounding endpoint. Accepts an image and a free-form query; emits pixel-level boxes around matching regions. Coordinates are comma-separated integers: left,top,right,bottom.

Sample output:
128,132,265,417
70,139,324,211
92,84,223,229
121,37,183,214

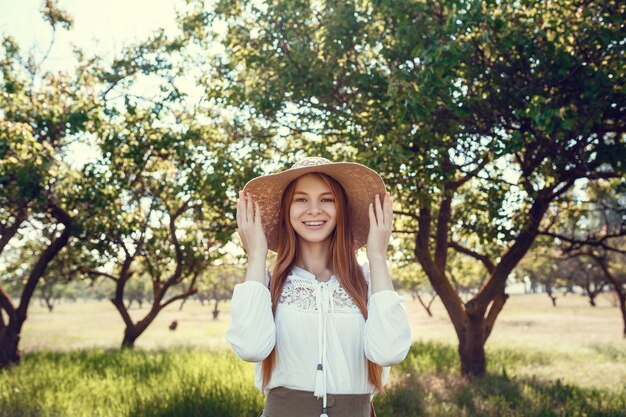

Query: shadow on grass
376,373,626,417
373,343,626,417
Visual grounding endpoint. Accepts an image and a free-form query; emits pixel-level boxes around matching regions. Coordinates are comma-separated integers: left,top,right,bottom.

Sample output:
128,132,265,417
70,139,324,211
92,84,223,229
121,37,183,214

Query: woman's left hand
366,192,393,260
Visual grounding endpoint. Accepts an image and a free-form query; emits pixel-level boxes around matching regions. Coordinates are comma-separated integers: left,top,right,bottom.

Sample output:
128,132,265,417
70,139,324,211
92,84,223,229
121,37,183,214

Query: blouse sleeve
225,270,276,362
362,263,412,366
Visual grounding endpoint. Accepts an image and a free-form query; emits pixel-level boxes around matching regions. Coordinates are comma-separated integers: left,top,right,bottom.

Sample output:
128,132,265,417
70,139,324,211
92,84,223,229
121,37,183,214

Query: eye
322,198,335,203
294,197,307,202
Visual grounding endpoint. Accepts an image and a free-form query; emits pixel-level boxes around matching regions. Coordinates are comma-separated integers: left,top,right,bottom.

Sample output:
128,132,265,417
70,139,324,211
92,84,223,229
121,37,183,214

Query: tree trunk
618,291,626,338
608,288,626,338
0,205,73,369
121,327,139,349
592,255,626,338
212,299,220,320
120,308,159,349
45,296,54,312
589,294,596,307
459,314,486,376
0,321,22,367
546,285,558,306
121,313,156,349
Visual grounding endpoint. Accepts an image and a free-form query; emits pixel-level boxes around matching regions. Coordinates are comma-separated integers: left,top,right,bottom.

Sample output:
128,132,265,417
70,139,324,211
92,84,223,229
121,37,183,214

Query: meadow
1,292,624,417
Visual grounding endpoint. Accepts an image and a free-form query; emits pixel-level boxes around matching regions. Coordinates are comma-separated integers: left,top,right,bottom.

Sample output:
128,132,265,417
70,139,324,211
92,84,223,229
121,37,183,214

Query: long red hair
261,173,384,392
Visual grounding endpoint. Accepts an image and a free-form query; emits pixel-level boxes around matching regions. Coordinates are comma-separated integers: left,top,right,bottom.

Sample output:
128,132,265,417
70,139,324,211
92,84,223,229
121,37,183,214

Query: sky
0,0,181,72
0,0,193,169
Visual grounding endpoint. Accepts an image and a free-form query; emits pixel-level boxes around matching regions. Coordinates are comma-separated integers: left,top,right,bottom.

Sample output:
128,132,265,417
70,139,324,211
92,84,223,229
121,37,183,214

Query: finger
236,192,243,224
238,233,249,253
368,202,376,228
254,200,262,226
375,193,384,225
383,192,393,228
236,227,246,247
246,192,254,223
238,191,245,223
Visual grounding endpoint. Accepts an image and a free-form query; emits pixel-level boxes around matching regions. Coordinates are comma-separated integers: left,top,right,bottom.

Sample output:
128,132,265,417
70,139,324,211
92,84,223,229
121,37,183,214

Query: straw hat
243,157,387,252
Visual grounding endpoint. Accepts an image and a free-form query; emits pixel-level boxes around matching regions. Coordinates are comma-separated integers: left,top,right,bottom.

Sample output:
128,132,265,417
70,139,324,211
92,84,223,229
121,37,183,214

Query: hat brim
243,162,386,252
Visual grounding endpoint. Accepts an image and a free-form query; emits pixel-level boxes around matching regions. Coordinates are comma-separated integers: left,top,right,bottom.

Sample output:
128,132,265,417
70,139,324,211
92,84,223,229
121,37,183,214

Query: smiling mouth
302,221,327,227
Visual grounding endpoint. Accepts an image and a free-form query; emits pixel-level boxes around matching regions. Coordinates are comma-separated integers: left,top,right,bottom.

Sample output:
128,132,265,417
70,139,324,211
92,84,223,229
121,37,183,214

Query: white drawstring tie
313,281,331,417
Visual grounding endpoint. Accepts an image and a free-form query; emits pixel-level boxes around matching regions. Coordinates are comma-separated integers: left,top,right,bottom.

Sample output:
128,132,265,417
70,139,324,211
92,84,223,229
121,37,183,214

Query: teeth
304,221,325,226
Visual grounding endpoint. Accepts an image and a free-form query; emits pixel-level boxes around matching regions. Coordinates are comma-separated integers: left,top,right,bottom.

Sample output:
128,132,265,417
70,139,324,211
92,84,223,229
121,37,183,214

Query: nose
307,203,322,214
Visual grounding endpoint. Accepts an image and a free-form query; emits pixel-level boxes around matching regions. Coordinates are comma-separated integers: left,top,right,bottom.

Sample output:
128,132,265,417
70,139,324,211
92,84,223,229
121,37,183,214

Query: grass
1,343,624,417
403,293,626,390
0,348,263,417
4,292,625,416
376,341,626,417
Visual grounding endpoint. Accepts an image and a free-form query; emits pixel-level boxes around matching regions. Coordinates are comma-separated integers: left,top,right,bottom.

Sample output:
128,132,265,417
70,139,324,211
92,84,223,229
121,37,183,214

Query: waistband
262,386,370,417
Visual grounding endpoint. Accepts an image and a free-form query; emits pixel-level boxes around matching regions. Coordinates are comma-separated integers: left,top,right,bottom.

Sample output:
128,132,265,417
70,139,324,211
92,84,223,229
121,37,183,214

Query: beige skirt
260,386,371,417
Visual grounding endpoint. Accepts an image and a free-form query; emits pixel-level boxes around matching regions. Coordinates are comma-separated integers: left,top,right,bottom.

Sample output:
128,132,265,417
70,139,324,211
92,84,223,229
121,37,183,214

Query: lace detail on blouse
278,275,363,315
279,277,317,311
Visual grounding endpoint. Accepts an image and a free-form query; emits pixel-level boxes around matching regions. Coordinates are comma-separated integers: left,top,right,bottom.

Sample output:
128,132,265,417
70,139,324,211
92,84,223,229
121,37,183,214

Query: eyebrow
294,191,334,196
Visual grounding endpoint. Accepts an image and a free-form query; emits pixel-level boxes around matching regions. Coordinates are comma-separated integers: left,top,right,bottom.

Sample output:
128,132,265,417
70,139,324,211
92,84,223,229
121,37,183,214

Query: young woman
226,157,412,417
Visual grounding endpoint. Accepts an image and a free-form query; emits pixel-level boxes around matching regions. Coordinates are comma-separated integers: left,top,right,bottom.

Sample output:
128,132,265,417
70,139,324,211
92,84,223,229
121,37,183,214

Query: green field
1,293,625,416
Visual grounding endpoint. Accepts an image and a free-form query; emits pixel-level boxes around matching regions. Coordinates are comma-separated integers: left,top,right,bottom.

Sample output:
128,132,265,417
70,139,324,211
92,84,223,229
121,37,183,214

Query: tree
0,2,101,367
194,263,242,319
393,261,438,317
68,24,270,347
590,248,626,336
561,255,608,307
514,249,562,306
76,108,234,348
544,179,626,335
196,0,625,375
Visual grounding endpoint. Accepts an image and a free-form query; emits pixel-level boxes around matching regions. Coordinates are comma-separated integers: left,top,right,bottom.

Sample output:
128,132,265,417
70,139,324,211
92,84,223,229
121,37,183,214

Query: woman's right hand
236,190,268,261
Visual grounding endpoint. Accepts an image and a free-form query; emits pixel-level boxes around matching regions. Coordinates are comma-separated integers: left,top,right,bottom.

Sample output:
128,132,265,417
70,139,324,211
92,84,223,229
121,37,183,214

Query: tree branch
538,229,626,255
448,240,496,273
394,210,419,220
484,291,509,341
79,268,118,281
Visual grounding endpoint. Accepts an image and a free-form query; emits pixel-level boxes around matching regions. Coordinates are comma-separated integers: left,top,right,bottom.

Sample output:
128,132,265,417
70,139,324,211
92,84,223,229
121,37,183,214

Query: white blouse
225,263,411,409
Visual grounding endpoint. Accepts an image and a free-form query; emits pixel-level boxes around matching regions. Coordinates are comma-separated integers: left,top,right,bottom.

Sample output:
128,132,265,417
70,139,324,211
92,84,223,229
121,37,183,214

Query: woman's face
289,174,337,245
